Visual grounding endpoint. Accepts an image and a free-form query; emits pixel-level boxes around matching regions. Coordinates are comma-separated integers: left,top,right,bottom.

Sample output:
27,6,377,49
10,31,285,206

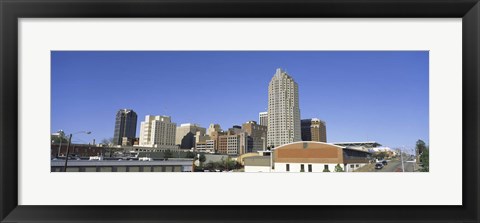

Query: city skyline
51,51,429,150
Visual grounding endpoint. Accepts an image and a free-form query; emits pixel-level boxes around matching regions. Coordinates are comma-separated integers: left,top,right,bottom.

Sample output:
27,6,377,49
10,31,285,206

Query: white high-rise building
267,68,301,148
259,112,268,127
139,115,177,149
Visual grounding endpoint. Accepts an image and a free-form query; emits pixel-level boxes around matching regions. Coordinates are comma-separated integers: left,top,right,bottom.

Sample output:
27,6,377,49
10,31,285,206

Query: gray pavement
375,158,416,172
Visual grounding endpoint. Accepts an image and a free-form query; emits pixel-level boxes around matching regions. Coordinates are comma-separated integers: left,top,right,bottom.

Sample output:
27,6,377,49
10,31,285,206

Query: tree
218,157,236,171
101,138,113,146
204,161,219,171
419,146,429,172
373,151,387,160
199,154,206,163
225,159,236,170
100,138,115,157
51,135,68,144
51,131,68,143
191,153,207,168
416,140,427,157
334,164,344,172
163,150,173,160
415,140,429,172
185,151,195,158
416,139,426,149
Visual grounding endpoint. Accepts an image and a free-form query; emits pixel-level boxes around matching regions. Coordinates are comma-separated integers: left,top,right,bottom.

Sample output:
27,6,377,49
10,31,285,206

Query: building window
350,164,354,168
308,164,312,172
300,164,305,172
324,165,329,171
286,164,290,172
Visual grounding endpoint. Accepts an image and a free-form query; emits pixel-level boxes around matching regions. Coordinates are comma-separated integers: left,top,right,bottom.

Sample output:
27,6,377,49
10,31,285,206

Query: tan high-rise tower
267,68,301,148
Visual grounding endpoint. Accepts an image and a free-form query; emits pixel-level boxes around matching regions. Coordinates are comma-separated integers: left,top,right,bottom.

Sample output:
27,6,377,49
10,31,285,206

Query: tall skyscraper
139,115,177,148
113,109,137,146
301,118,327,142
259,112,268,127
267,68,301,148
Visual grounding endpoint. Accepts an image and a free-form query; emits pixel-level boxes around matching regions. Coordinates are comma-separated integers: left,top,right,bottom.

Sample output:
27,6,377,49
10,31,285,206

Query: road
375,158,416,172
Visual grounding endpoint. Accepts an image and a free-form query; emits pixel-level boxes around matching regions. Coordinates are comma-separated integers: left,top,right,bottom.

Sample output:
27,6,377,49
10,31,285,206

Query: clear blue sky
51,51,429,150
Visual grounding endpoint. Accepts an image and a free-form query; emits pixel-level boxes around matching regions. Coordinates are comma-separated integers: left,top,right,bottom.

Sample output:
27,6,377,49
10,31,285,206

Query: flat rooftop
244,156,271,166
51,159,194,167
332,141,382,148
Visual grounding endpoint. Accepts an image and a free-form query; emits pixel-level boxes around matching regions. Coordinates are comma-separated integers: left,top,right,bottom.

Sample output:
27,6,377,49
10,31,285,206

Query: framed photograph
1,0,479,222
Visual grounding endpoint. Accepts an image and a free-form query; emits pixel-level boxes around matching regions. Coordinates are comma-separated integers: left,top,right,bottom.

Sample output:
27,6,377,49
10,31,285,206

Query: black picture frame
1,0,479,222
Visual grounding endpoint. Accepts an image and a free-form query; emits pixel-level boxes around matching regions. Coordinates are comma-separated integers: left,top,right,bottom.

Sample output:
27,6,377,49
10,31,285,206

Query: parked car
375,163,384,169
382,160,388,165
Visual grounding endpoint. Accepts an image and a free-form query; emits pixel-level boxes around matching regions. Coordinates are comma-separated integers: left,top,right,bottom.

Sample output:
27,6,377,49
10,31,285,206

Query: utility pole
62,131,91,172
63,134,73,172
400,147,405,172
412,149,416,172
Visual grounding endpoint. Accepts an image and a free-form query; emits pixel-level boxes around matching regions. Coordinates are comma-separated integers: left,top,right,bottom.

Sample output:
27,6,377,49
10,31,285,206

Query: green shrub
334,164,344,172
